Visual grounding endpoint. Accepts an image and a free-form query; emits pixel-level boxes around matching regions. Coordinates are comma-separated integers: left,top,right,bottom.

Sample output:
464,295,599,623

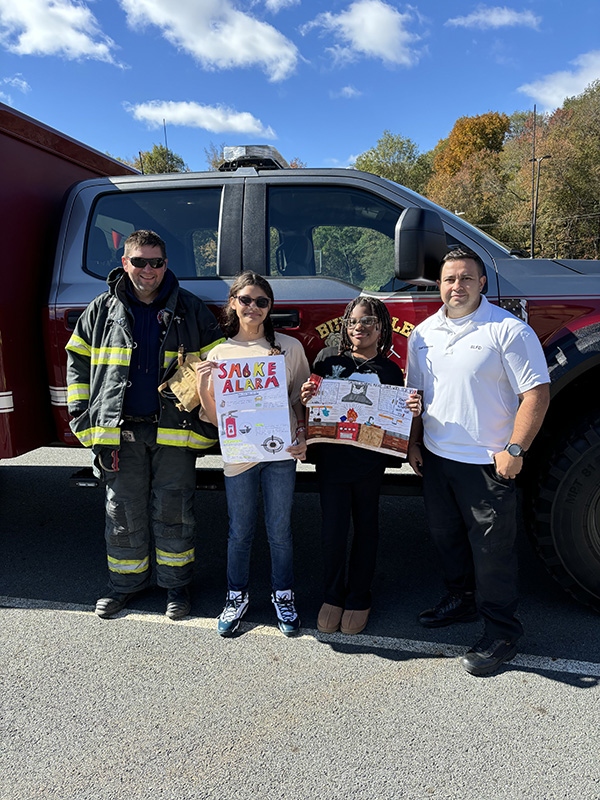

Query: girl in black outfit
301,297,420,635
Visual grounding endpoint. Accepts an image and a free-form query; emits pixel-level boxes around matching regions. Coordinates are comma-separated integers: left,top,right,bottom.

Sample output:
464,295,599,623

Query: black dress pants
422,447,523,641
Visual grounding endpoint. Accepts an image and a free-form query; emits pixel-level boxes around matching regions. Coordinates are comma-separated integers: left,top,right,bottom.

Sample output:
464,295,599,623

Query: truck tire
532,413,600,611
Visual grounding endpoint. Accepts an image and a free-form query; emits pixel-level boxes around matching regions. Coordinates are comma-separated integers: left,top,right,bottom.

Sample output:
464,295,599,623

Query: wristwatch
504,443,526,458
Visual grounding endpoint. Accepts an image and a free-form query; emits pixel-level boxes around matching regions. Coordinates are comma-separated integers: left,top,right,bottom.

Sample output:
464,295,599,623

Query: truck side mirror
394,207,447,285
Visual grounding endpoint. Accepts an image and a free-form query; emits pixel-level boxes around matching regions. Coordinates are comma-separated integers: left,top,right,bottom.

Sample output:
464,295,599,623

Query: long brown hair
222,271,281,354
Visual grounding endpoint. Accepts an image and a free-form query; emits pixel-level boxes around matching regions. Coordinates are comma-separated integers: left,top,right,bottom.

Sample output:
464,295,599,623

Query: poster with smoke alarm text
213,355,293,463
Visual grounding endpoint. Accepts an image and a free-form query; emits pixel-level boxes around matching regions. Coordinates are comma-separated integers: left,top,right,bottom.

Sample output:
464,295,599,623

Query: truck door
242,175,498,373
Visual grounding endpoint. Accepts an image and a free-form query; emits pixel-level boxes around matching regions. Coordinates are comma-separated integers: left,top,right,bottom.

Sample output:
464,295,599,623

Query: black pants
422,447,523,641
101,422,197,593
317,462,386,610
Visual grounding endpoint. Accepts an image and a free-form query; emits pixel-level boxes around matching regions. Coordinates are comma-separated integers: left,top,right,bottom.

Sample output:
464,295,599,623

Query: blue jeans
224,459,297,592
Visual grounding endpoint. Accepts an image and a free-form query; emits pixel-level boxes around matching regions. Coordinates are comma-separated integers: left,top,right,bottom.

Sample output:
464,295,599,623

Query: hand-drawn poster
306,374,416,458
213,355,292,463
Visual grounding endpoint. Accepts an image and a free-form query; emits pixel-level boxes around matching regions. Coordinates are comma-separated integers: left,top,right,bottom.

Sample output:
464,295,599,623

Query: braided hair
338,297,393,358
221,271,282,355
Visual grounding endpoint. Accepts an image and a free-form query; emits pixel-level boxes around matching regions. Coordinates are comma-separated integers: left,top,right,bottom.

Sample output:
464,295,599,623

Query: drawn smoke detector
341,381,372,405
262,436,284,454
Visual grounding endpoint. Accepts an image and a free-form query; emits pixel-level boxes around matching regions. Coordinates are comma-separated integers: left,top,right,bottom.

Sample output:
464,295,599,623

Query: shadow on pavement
1,463,600,675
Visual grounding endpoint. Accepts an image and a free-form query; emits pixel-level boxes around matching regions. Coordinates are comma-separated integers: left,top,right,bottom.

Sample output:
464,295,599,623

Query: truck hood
495,257,600,299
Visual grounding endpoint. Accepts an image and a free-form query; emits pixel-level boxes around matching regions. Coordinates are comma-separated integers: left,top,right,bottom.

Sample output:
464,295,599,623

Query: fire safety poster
305,375,415,458
212,355,293,463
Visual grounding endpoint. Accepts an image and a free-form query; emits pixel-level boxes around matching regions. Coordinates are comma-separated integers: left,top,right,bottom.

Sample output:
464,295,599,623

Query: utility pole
530,154,551,258
530,105,536,257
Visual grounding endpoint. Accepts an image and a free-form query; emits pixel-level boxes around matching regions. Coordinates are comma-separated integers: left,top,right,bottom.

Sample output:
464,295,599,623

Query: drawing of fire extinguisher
225,415,237,438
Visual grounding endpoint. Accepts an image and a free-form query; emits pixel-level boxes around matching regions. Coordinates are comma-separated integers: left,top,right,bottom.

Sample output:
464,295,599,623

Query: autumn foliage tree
204,142,227,170
432,112,511,177
497,84,600,258
425,112,513,233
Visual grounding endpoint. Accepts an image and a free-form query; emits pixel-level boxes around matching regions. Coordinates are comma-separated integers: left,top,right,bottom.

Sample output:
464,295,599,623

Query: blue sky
1,0,599,171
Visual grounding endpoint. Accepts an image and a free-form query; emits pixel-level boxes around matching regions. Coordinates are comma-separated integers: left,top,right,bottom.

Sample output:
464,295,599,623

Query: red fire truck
2,104,600,610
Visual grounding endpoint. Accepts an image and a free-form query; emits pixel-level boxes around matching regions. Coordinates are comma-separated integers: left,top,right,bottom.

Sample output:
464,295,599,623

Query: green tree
134,144,189,174
353,130,432,193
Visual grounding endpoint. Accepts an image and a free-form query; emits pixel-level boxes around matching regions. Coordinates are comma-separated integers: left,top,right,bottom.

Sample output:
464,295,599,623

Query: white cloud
0,90,12,103
118,0,298,82
322,154,357,167
303,0,421,67
0,0,118,62
518,51,600,110
330,85,362,99
264,0,299,12
2,73,30,92
126,100,276,139
446,6,541,30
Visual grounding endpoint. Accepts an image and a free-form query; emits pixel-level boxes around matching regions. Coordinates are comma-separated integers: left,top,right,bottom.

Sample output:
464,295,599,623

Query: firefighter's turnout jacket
66,267,224,452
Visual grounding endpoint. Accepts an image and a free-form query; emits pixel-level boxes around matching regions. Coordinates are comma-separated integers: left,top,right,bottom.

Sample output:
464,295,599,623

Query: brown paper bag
158,354,203,412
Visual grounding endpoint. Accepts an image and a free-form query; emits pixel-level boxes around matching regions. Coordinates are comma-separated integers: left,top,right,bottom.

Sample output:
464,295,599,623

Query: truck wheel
532,414,600,611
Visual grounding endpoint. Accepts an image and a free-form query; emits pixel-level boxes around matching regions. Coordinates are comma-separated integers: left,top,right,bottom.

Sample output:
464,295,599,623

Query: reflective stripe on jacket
66,267,224,453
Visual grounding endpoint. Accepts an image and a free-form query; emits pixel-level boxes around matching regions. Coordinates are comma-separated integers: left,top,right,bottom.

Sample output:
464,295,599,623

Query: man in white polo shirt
407,246,550,676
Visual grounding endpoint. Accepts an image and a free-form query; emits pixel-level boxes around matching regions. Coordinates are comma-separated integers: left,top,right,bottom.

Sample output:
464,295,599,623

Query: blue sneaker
272,590,301,637
217,590,249,637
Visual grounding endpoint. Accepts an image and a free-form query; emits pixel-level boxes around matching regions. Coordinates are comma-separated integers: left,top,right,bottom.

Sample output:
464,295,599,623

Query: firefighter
66,229,223,619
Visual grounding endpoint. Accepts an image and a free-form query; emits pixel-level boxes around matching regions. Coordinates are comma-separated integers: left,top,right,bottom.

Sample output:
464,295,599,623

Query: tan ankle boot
317,603,343,633
340,608,370,635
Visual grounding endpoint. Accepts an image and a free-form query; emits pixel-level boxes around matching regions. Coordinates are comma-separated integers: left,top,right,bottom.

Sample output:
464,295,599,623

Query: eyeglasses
236,295,270,309
345,316,379,329
127,256,166,269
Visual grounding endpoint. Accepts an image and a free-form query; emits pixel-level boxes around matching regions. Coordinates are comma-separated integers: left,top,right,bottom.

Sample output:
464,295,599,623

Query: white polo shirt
406,295,550,464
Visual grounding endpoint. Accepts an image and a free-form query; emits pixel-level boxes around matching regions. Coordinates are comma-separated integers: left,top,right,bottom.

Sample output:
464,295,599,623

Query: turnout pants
100,422,197,593
422,447,523,641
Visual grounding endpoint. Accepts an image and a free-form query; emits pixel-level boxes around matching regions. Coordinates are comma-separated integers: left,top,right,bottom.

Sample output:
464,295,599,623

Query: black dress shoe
95,591,136,619
459,636,518,676
166,586,191,620
418,592,478,628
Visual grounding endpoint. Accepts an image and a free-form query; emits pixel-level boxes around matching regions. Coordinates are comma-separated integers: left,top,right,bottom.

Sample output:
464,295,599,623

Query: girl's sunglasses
236,295,270,309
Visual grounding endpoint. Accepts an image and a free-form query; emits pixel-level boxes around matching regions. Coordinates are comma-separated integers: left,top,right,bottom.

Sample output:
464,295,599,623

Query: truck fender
545,322,600,398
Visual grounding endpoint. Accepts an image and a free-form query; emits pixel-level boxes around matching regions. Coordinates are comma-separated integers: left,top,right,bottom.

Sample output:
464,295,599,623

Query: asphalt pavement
1,448,599,800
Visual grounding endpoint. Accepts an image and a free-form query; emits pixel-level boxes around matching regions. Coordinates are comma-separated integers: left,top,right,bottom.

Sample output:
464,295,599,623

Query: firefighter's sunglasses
127,256,166,269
